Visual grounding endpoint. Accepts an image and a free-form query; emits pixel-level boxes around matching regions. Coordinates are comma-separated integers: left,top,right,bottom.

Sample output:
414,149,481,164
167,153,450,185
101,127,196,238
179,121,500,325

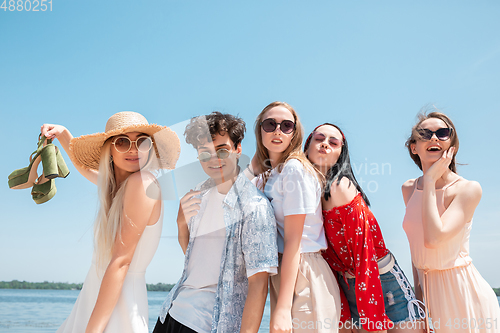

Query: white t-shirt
263,159,327,253
169,184,276,332
169,188,226,333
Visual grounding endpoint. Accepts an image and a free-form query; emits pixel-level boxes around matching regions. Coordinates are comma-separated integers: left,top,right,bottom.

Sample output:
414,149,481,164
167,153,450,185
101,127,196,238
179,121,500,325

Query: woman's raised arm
41,124,98,184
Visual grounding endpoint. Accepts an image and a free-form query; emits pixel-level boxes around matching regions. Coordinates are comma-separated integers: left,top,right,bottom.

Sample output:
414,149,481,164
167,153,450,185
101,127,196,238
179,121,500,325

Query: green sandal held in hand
9,135,47,189
31,175,57,204
8,134,69,204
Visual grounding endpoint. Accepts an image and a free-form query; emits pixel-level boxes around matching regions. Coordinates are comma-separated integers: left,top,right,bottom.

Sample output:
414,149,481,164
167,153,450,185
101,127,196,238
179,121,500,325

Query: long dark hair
304,123,370,206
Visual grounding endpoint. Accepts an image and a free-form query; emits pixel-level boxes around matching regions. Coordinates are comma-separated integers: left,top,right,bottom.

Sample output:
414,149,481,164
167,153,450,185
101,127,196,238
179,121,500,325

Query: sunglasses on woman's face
197,148,231,163
313,132,343,149
112,136,153,153
260,118,295,134
417,128,452,141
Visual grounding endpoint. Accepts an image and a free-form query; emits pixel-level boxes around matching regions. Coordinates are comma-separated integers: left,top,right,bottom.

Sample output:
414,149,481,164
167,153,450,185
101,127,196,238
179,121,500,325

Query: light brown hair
405,109,459,172
254,101,318,188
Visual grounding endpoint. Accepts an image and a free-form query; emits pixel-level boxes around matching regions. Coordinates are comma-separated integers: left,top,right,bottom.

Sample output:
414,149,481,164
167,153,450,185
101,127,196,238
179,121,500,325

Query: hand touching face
411,118,453,166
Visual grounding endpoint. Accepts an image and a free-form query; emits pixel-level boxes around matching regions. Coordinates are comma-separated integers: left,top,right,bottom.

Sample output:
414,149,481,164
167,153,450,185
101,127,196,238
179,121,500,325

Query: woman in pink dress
402,111,500,333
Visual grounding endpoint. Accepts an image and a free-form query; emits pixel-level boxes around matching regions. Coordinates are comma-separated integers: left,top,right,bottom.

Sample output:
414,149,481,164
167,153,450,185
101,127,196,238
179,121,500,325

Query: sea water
1,289,498,332
0,289,271,332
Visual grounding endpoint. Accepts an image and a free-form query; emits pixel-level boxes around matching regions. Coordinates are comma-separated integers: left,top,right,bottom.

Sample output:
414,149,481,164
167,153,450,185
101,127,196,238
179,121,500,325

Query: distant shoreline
0,280,174,292
1,280,499,296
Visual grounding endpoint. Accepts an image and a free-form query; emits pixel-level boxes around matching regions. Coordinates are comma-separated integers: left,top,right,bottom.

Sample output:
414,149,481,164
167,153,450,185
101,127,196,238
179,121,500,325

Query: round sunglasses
197,148,231,163
417,127,452,141
260,118,295,134
313,132,343,148
112,135,153,153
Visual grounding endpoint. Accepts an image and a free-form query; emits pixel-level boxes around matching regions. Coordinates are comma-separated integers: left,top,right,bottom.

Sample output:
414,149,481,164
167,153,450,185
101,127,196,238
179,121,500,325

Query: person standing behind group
43,111,180,333
402,111,500,333
248,101,341,333
304,123,425,333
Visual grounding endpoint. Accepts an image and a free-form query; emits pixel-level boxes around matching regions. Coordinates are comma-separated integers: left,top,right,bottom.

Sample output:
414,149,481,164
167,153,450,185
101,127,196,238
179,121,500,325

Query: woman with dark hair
402,111,500,333
305,123,425,333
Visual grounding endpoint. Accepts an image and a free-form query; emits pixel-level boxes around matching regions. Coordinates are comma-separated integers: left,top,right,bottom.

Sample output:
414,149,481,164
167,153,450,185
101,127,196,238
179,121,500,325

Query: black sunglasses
197,148,231,163
260,118,295,134
417,128,452,141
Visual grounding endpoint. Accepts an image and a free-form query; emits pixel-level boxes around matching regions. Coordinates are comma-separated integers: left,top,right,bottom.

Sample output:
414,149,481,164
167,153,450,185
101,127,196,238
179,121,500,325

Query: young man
153,112,278,333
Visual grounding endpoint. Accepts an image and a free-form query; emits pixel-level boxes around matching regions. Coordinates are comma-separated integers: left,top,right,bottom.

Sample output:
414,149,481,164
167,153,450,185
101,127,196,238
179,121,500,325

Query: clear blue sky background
1,1,499,288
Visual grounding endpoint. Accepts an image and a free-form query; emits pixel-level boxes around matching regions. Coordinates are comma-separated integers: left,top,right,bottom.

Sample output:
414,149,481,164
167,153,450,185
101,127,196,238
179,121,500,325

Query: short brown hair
184,111,246,149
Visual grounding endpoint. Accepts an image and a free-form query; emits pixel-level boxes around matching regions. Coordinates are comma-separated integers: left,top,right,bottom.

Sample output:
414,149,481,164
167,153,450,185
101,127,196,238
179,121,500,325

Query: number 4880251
1,0,53,11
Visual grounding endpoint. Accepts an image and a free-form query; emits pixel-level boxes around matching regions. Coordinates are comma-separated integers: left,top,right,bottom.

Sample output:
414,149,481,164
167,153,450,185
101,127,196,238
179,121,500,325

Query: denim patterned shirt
159,171,278,333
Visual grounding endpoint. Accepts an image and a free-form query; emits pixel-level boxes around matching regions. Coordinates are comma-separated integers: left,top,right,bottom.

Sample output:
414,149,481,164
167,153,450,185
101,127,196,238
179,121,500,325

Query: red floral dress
322,193,392,331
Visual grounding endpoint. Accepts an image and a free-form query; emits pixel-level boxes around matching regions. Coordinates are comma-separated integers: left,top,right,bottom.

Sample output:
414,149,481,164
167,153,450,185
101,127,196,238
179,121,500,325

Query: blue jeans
339,258,422,324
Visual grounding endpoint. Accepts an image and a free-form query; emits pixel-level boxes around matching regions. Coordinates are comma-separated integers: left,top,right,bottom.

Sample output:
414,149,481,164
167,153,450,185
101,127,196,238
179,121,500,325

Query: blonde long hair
94,138,157,269
254,101,320,189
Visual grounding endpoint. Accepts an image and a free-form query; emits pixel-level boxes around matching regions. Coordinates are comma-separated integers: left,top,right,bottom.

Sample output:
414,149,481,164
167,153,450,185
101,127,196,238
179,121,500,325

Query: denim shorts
338,257,423,324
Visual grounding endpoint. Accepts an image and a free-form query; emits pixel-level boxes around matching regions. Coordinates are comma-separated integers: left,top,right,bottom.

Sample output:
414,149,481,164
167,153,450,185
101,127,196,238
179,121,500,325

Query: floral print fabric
322,193,392,331
159,172,278,333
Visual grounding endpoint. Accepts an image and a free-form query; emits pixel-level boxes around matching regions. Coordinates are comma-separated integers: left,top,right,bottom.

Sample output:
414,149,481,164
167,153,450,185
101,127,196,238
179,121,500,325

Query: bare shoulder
401,178,417,206
333,176,356,192
455,178,482,202
402,178,416,190
443,178,482,220
329,177,357,207
124,171,150,188
124,171,160,200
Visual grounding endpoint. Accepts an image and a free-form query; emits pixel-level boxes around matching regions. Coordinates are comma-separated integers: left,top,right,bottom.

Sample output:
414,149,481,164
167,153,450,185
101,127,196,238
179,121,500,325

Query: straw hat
70,111,180,171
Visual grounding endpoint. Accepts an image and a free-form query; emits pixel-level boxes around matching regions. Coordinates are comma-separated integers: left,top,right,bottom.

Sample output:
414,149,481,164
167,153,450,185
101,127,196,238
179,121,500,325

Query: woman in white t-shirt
249,101,341,333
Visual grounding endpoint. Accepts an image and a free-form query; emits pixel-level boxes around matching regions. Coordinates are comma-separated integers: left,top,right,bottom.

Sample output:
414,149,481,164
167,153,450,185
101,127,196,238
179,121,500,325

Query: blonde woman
249,101,341,333
402,111,500,333
41,112,180,333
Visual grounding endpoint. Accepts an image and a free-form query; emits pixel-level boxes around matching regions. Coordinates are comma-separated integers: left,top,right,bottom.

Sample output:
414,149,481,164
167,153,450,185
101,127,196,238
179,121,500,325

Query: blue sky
1,1,499,288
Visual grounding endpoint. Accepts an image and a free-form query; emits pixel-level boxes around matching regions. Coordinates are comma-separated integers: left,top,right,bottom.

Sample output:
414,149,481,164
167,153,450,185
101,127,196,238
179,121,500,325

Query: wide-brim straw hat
70,111,180,171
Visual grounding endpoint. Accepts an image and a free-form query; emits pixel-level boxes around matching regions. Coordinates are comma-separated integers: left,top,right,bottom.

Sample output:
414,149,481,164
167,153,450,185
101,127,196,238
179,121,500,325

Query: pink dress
403,177,500,333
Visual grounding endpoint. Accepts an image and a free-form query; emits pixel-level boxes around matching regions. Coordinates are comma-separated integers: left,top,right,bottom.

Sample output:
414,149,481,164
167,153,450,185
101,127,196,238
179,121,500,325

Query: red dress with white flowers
322,193,392,331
